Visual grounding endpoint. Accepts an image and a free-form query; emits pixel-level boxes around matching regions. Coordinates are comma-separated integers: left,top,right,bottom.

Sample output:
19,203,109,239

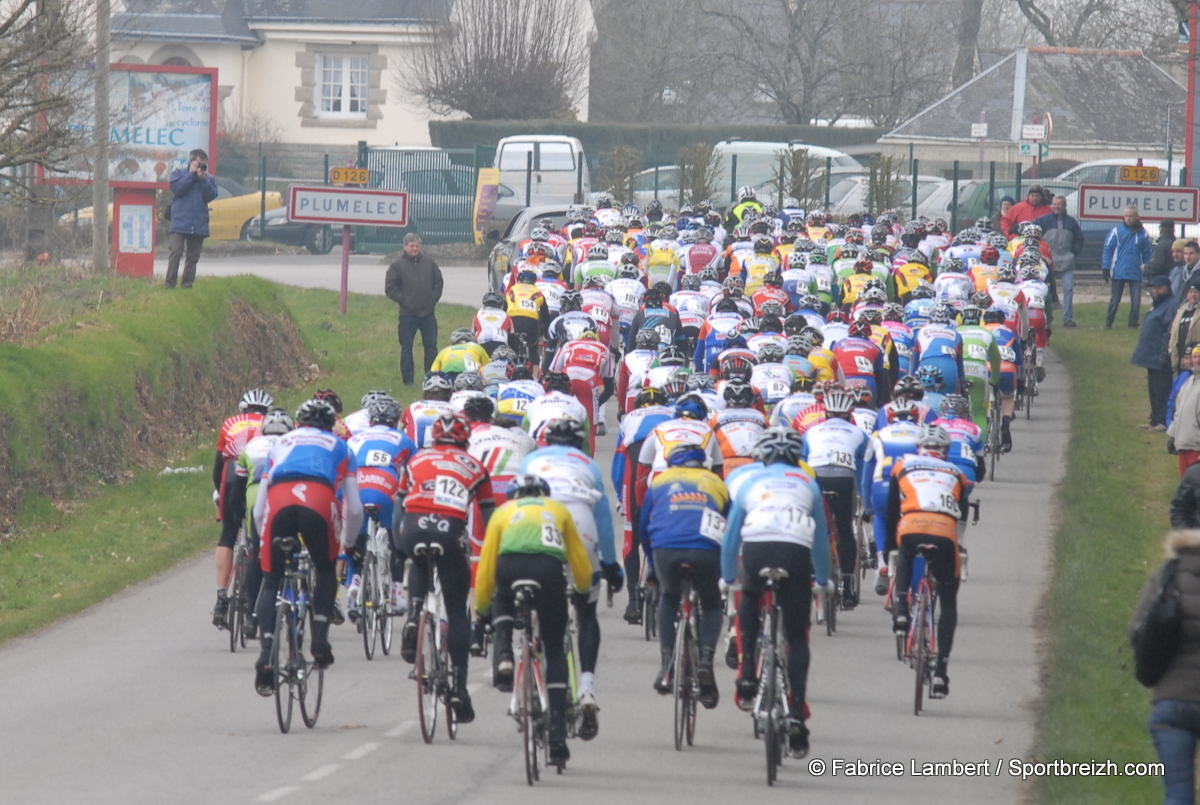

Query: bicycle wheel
521,636,540,786
361,561,378,661
273,602,294,734
441,623,457,740
685,619,699,746
228,540,246,653
564,625,580,739
644,583,659,642
762,638,780,786
299,607,322,728
672,609,695,750
913,586,929,716
379,562,394,656
416,610,439,743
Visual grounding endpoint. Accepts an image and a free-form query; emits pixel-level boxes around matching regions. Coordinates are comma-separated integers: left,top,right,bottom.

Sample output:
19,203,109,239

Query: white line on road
342,742,380,760
384,721,416,738
300,764,341,782
256,786,300,802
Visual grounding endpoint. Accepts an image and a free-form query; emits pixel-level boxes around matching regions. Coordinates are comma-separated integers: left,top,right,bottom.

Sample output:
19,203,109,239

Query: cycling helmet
508,474,552,499
808,251,828,265
454,372,484,392
753,235,774,254
759,315,785,335
979,246,1000,265
674,392,709,421
422,373,453,394
752,427,805,466
763,271,783,288
759,299,786,318
858,308,883,325
634,328,660,351
908,282,936,301
491,345,517,363
661,225,679,241
917,425,952,458
850,384,874,407
686,373,715,391
800,294,823,312
915,364,944,390
530,226,549,242
642,286,667,308
722,276,745,295
894,375,925,400
997,265,1017,283
1021,223,1043,238
940,393,970,419
738,317,761,336
971,291,994,308
823,387,855,416
451,327,475,345
786,335,813,355
542,371,572,393
870,223,889,244
723,380,756,408
853,257,874,274
431,412,471,446
604,228,625,244
646,199,664,219
658,346,689,367
312,389,343,414
885,398,919,422
482,290,506,309
987,232,1009,249
905,249,929,267
618,263,641,279
860,287,888,306
586,244,609,261
559,290,583,312
825,310,849,324
1020,264,1042,281
541,264,563,281
368,397,402,427
756,342,785,363
720,353,757,380
516,268,538,284
928,305,954,324
542,417,587,448
635,387,669,408
975,216,993,232
800,326,824,346
882,302,905,322
295,399,337,431
583,273,608,289
795,237,817,253
940,256,965,275
959,305,983,325
738,186,757,202
983,307,1007,324
791,375,815,393
788,251,808,270
847,320,872,339
261,407,295,436
240,388,274,413
783,313,809,337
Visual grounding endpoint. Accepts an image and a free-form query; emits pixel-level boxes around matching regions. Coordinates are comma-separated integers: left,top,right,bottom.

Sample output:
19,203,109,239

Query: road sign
1018,143,1034,156
1021,124,1047,141
1039,143,1049,158
1119,165,1161,183
288,186,409,227
328,167,369,185
1078,183,1200,223
971,123,988,138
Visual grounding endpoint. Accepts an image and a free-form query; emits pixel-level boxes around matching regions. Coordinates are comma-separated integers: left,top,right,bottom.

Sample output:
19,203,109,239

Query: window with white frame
317,54,368,117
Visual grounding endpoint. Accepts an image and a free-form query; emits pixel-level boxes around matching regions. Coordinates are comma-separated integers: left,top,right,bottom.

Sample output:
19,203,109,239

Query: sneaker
212,595,229,629
1063,320,1076,328
697,650,720,709
735,676,758,712
1151,424,1168,433
400,619,419,664
1138,423,1154,430
244,613,258,640
788,718,810,757
931,675,949,699
311,639,335,669
255,662,274,697
875,567,889,596
577,690,599,741
841,576,858,609
448,686,475,724
390,588,408,616
653,657,673,695
549,740,571,767
494,654,514,692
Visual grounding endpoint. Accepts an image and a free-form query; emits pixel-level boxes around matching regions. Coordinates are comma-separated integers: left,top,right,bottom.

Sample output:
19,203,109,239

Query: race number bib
774,505,815,535
816,276,832,292
766,380,791,400
364,449,393,468
541,523,564,549
854,355,874,374
433,476,469,512
506,397,529,412
966,343,988,361
699,510,727,543
519,297,537,311
590,306,611,324
998,346,1016,362
941,346,956,356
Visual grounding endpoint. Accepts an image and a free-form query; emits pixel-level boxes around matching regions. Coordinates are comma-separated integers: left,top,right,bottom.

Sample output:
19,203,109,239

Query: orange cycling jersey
893,263,932,298
969,264,1000,293
889,455,968,542
506,283,545,320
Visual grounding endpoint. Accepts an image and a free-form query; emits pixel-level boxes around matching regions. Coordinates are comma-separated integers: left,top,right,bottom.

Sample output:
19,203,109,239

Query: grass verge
0,276,473,644
1037,301,1180,804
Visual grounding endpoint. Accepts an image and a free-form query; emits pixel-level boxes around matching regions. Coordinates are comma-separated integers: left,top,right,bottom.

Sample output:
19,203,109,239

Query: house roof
242,0,451,24
883,47,1186,147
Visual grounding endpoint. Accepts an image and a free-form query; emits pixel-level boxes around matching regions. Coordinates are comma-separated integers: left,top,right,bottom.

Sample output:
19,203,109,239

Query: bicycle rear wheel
913,587,929,716
379,564,394,656
521,637,540,785
228,537,246,652
416,610,439,743
273,602,294,734
361,561,379,661
643,583,658,642
672,611,694,750
441,622,457,740
300,608,322,728
762,639,780,786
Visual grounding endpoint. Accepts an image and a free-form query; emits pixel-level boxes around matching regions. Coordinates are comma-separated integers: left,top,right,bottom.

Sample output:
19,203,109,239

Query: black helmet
542,371,572,393
635,328,660,350
295,399,337,430
723,380,756,407
752,428,805,466
462,395,495,422
367,396,402,427
482,290,506,309
542,417,587,448
508,474,552,499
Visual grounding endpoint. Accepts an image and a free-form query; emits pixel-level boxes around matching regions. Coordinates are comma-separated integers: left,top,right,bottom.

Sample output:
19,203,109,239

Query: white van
494,135,590,206
712,139,861,202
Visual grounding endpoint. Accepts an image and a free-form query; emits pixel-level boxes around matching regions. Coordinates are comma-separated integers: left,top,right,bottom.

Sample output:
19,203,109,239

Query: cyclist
887,426,972,699
213,388,272,628
711,381,769,474
401,373,456,448
801,386,868,607
523,370,591,451
234,407,295,638
608,262,648,349
506,267,550,366
630,282,686,350
495,367,544,426
311,389,351,440
449,371,489,414
475,474,593,768
750,342,797,410
636,393,723,497
579,274,620,349
694,298,746,374
542,290,598,372
913,305,965,395
473,291,514,356
982,307,1024,452
957,305,1002,437
251,399,362,695
548,329,614,445
396,413,496,724
342,389,388,436
832,321,889,400
574,243,616,289
861,399,923,594
481,345,518,396
520,418,622,739
345,396,416,619
431,329,490,383
722,428,830,756
617,328,661,415
640,443,729,707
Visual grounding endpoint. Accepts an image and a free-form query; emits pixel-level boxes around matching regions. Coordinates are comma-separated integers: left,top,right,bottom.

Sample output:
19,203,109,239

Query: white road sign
971,123,988,138
288,186,409,227
1078,184,1200,223
1021,124,1046,141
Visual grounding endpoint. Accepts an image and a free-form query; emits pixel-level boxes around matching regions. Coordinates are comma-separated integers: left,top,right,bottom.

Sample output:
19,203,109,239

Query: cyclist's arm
252,474,270,532
212,450,225,491
988,339,1002,386
720,497,746,585
883,472,902,554
637,486,656,567
589,462,617,565
811,490,830,586
474,513,504,615
339,475,364,549
561,512,593,594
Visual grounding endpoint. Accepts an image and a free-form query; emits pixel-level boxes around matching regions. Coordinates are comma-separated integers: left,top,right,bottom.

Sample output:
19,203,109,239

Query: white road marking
256,786,300,802
301,764,341,781
342,742,380,760
384,720,416,738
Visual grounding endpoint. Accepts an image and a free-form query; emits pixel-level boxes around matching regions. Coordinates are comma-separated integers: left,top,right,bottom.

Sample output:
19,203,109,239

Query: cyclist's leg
689,549,724,707
213,461,243,622
735,575,764,695
820,475,858,598
432,524,472,672
532,557,571,758
891,534,916,627
929,539,961,680
289,502,338,664
489,555,522,687
246,518,264,628
398,513,433,615
773,544,814,712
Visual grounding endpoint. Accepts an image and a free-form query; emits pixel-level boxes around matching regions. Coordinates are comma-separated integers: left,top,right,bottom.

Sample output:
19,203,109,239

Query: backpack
1131,558,1183,687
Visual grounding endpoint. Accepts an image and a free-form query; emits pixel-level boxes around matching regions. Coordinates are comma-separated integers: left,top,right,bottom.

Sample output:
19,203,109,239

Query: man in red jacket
1001,185,1052,237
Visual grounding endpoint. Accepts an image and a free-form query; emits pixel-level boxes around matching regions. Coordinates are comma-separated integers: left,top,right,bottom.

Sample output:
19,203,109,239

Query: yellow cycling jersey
506,283,545,320
808,346,837,382
431,342,490,374
893,263,932,298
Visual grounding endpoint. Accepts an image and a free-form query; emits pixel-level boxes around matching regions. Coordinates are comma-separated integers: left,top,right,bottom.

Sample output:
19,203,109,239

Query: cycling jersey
473,307,512,345
481,360,513,396
431,342,490,375
522,391,590,446
770,391,816,428
914,323,965,393
832,335,887,395
616,348,657,413
237,433,281,524
885,454,971,544
607,277,647,329
401,399,455,448
904,297,936,330
681,242,719,274
396,443,493,520
933,272,975,309
342,408,371,436
467,422,537,501
639,466,730,555
520,445,616,568
693,311,745,373
263,426,357,487
893,263,933,300
801,417,868,485
710,407,768,473
347,424,416,534
823,320,850,347
495,378,544,425
629,303,684,350
740,254,781,296
218,412,264,461
645,239,682,287
506,282,547,321
637,417,723,480
861,420,922,555
880,320,916,376
934,416,985,484
535,278,569,315
851,407,877,435
780,267,814,309
574,259,616,290
750,362,797,407
580,287,619,346
671,290,711,334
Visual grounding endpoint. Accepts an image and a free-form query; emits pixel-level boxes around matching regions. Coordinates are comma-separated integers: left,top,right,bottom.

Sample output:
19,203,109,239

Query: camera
196,161,208,172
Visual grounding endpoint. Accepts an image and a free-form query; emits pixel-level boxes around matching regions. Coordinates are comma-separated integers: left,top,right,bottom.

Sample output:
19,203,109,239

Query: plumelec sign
288,186,409,227
1078,184,1200,224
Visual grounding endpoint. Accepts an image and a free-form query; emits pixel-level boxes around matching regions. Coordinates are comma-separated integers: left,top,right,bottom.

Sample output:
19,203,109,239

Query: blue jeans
1106,279,1142,327
397,314,438,385
1060,270,1075,323
1149,699,1200,804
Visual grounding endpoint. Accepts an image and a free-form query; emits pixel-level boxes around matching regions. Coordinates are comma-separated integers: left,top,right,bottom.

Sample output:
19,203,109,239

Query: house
879,47,1186,177
111,0,593,150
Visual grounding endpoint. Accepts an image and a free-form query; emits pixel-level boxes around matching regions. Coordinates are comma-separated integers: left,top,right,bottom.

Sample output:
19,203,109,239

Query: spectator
385,233,445,385
991,195,1016,234
1170,286,1200,374
1127,530,1200,802
1167,348,1196,429
1170,465,1200,528
1172,241,1200,302
1001,185,1052,237
1133,276,1179,431
1147,219,1178,281
1034,195,1084,328
1102,206,1155,329
1168,344,1200,476
164,149,218,290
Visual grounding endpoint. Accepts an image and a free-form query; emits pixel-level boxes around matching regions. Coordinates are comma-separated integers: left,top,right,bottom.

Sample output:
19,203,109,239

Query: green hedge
429,120,886,166
0,277,310,524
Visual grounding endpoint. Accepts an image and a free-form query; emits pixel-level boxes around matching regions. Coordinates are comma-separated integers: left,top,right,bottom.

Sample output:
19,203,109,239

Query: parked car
58,176,283,241
947,179,1077,228
243,205,344,254
485,205,572,290
1055,158,1174,187
825,173,950,220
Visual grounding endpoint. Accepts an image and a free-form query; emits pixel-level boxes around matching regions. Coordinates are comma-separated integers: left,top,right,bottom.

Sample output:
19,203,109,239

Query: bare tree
595,145,643,204
952,0,986,86
1012,0,1178,54
0,0,95,203
865,155,907,216
677,143,723,208
401,0,591,120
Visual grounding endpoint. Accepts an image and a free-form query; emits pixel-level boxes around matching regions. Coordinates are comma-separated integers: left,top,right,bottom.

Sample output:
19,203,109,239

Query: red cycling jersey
217,412,264,460
395,444,494,520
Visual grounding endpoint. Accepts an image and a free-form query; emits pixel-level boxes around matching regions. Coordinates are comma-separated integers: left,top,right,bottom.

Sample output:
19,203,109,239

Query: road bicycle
904,543,943,716
855,496,874,585
754,567,792,786
271,535,323,734
813,493,844,635
357,505,394,660
411,542,456,743
671,565,700,751
640,557,660,642
985,385,1004,480
508,580,566,784
226,520,254,652
1019,342,1038,420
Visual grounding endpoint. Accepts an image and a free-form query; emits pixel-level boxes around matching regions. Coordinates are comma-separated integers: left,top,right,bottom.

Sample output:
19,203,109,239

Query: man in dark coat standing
385,233,445,385
1133,276,1180,430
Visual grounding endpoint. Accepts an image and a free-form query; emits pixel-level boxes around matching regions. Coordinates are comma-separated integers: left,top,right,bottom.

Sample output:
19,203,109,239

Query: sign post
1077,184,1200,223
288,185,409,313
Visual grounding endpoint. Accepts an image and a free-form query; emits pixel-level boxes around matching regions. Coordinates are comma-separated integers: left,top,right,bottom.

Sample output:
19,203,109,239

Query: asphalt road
1,258,1065,802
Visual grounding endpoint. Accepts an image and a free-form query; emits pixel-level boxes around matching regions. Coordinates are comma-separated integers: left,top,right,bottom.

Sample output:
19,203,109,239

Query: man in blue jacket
1132,276,1179,429
1101,206,1154,329
165,149,219,290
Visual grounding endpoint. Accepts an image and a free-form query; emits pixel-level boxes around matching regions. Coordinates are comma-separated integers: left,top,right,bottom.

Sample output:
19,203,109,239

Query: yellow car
58,176,283,241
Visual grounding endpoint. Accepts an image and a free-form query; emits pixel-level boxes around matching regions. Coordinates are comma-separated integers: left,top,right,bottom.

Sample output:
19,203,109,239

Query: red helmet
848,320,872,338
854,258,874,274
980,246,1000,265
431,412,471,446
826,310,849,324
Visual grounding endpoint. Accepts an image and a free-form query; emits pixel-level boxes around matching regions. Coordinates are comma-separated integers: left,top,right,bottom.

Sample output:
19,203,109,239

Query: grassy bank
1037,302,1180,803
0,275,473,643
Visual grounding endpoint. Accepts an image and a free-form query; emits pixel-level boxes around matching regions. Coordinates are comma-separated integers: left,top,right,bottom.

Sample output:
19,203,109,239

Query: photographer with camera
164,148,219,290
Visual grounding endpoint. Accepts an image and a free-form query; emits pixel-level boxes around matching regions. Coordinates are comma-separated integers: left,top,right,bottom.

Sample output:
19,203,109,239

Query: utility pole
92,0,110,274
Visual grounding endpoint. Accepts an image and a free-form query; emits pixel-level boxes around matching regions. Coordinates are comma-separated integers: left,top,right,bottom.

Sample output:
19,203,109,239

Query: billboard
44,65,217,188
